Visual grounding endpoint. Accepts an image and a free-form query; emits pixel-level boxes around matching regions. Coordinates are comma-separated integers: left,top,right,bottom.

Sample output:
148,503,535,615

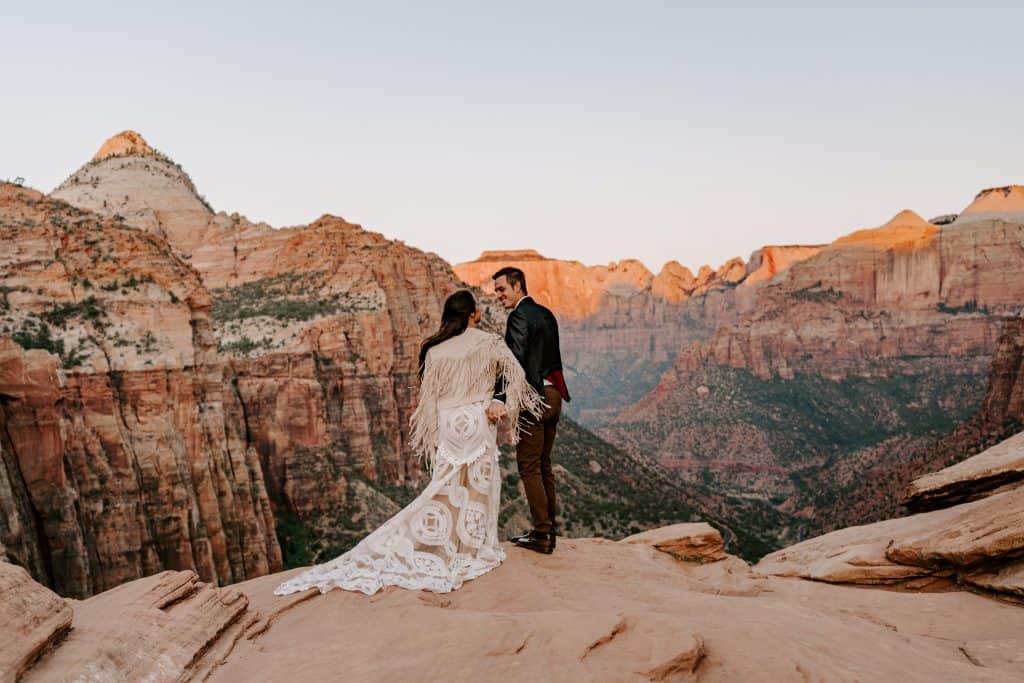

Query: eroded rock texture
601,203,1024,554
0,185,280,597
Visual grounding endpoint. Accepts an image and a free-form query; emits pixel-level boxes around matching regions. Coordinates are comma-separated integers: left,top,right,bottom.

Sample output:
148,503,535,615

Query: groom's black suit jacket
493,296,571,403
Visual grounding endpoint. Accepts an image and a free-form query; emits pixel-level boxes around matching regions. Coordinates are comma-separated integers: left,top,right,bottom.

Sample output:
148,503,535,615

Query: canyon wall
0,184,280,597
601,202,1024,550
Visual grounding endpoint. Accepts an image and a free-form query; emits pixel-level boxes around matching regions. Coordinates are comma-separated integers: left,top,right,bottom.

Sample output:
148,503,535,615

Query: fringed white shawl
410,327,545,462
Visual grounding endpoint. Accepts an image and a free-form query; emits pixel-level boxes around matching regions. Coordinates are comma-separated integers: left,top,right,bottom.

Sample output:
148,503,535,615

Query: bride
274,290,545,596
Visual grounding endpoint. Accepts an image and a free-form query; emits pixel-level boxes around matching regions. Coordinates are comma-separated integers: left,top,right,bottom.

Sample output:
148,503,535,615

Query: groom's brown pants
516,385,562,534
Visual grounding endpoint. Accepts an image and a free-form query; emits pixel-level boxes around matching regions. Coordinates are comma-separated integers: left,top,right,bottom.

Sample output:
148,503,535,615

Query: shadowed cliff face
0,185,281,597
601,206,1024,554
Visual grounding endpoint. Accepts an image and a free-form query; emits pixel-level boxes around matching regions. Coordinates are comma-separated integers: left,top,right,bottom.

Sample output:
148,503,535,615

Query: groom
486,267,571,555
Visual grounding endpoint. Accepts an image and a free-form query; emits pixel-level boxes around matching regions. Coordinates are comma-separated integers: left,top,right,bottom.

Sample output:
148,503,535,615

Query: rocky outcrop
0,185,281,597
757,485,1024,593
743,244,827,285
0,561,72,682
980,315,1024,426
622,522,727,563
953,185,1024,225
905,430,1024,511
758,430,1024,600
90,130,160,161
0,563,261,682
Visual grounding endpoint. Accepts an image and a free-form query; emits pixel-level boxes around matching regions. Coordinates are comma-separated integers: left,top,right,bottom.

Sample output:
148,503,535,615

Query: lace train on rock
274,400,505,596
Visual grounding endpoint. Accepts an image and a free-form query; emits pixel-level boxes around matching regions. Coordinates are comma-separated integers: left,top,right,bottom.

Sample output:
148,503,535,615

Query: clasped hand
485,400,507,424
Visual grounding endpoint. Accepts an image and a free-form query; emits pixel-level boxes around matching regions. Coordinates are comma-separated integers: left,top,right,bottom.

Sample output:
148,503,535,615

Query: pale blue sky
3,1,1022,272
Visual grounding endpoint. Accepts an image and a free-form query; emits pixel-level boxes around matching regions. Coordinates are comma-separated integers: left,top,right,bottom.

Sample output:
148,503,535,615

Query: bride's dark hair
418,290,477,376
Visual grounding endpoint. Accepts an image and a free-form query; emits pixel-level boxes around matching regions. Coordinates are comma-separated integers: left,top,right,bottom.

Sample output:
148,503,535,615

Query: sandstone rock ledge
0,562,72,682
904,430,1024,512
757,432,1024,600
6,527,1024,681
218,535,1024,682
0,563,260,683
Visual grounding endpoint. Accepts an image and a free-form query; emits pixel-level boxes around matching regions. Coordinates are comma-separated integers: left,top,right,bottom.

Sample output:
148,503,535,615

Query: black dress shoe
510,531,530,544
510,527,558,544
513,530,555,555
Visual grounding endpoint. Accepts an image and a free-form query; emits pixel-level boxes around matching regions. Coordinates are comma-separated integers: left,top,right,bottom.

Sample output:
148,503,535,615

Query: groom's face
492,276,522,310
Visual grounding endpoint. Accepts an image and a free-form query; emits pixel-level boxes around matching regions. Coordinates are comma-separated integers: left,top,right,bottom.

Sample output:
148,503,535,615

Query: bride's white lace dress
274,327,544,596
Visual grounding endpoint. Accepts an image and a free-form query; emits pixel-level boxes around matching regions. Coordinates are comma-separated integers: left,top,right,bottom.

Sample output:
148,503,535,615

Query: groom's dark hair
492,266,528,295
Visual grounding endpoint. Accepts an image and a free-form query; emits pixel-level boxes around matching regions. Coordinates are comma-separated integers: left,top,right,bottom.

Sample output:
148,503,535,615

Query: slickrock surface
212,536,1024,682
969,560,1024,598
758,431,1024,598
905,430,1024,511
22,569,259,682
5,514,1024,680
0,185,281,597
757,486,1024,591
0,561,72,683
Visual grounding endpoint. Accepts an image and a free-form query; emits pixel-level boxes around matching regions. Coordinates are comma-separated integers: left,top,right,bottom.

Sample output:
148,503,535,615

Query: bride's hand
485,400,507,423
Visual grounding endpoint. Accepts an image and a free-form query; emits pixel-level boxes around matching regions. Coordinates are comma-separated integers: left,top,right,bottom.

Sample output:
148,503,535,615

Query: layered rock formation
0,184,281,597
758,430,1024,601
0,560,72,681
0,559,261,683
905,431,1024,514
602,197,1024,554
6,517,1024,681
455,245,823,424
